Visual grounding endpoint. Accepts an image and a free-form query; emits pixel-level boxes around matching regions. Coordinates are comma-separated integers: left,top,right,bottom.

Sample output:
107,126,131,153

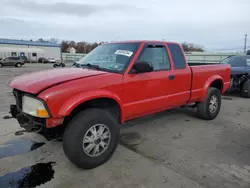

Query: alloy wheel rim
82,123,111,157
209,95,218,113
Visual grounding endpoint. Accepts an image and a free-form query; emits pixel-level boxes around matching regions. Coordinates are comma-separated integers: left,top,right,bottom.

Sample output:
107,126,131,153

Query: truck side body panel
38,73,124,118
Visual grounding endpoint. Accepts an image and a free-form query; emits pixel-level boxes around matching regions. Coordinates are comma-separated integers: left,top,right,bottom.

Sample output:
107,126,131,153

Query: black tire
0,63,3,68
240,80,250,98
53,64,57,68
63,108,120,169
197,87,221,120
62,63,65,67
15,63,21,68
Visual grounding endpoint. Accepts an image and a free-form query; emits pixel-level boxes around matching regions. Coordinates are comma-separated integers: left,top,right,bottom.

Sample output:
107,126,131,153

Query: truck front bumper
10,105,64,132
10,104,45,132
10,104,65,132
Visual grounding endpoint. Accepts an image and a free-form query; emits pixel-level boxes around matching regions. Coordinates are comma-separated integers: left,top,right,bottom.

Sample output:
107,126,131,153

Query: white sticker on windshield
115,50,133,57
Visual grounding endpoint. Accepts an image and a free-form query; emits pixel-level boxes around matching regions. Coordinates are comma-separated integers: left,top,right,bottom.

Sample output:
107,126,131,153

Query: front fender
58,89,124,120
200,75,223,101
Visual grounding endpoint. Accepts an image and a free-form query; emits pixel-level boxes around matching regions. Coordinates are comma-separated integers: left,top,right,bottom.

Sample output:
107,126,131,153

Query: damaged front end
9,89,65,140
10,89,45,133
230,73,250,90
229,73,250,98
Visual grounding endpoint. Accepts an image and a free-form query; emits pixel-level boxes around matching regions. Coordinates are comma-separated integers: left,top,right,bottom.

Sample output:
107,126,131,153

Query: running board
180,103,197,108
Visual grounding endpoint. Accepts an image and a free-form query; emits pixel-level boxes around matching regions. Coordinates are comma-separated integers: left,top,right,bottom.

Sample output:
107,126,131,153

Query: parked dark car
247,50,250,55
220,55,250,98
0,57,25,68
38,57,50,63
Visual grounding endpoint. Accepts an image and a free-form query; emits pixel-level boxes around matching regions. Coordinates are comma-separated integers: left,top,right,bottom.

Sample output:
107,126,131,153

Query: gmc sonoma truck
8,41,231,169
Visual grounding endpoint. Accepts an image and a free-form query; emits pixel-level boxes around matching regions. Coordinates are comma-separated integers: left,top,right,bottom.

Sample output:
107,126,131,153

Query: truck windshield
220,56,250,67
76,43,140,73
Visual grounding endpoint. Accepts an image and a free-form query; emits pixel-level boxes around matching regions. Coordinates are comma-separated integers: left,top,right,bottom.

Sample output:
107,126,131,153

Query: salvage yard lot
0,64,250,188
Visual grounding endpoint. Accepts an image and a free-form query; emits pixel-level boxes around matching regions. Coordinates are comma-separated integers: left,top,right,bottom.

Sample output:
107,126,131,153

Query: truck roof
107,40,179,45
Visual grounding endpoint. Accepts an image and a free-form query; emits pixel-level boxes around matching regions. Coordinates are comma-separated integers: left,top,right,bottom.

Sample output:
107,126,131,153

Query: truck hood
231,67,250,75
8,68,108,94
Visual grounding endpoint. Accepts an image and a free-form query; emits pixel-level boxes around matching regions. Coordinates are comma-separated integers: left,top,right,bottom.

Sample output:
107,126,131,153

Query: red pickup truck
8,40,230,169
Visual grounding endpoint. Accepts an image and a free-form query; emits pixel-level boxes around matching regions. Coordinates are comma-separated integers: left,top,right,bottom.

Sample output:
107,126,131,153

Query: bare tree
181,42,204,52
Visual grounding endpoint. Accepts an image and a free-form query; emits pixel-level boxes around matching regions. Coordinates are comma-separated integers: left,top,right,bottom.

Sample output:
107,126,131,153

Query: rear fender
200,75,223,101
58,89,124,122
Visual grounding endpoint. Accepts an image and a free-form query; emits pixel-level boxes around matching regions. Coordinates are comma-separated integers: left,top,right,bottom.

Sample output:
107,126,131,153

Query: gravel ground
0,64,250,188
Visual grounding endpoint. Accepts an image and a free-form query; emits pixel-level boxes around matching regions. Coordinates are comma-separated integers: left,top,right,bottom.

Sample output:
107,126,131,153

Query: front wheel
63,108,120,169
53,64,57,68
197,87,221,120
0,63,3,68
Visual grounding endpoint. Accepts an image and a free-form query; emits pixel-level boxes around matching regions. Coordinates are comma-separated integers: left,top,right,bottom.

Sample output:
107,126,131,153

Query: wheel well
210,79,223,92
64,98,121,126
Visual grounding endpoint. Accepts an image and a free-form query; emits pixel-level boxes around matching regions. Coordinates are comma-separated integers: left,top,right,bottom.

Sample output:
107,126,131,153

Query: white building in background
67,47,76,54
0,38,62,61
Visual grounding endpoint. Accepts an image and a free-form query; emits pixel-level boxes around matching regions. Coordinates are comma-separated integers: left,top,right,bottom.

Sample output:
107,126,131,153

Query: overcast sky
1,0,250,52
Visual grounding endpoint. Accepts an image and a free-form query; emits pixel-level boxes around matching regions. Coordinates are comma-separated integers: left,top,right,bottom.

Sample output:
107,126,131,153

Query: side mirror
131,61,153,74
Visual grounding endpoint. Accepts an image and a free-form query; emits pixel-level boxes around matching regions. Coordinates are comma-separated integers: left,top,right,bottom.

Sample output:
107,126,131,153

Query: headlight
22,95,50,118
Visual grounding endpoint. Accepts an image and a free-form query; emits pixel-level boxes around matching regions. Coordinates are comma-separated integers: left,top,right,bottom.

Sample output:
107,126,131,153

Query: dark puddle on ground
14,130,25,136
2,115,13,119
0,162,56,188
0,139,45,159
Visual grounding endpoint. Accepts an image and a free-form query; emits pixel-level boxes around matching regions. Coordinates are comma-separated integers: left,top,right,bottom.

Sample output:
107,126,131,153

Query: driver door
122,43,174,120
3,58,11,66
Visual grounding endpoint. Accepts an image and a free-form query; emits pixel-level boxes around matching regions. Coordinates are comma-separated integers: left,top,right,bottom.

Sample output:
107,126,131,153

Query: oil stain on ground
120,132,141,152
172,133,183,140
0,162,56,188
120,132,162,163
222,97,233,100
0,139,45,159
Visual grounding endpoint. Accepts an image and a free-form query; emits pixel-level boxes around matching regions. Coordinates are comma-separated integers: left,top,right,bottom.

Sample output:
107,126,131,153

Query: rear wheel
240,80,250,98
197,87,221,120
53,64,57,68
15,63,21,68
0,63,3,68
63,108,120,169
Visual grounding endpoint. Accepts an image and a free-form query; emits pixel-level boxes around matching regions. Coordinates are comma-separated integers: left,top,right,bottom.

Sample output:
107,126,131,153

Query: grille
13,89,23,110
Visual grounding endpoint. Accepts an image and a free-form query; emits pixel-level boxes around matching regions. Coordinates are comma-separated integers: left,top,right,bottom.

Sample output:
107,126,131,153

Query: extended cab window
167,43,186,69
138,45,170,71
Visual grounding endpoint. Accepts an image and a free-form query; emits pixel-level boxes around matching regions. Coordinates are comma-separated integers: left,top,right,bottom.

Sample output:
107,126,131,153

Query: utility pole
244,34,247,53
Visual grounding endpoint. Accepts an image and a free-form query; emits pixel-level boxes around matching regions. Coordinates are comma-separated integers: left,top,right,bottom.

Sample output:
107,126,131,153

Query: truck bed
189,64,231,103
188,62,218,66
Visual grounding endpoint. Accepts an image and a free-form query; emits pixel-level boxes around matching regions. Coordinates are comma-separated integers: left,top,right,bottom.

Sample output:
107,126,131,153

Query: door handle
168,75,175,80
